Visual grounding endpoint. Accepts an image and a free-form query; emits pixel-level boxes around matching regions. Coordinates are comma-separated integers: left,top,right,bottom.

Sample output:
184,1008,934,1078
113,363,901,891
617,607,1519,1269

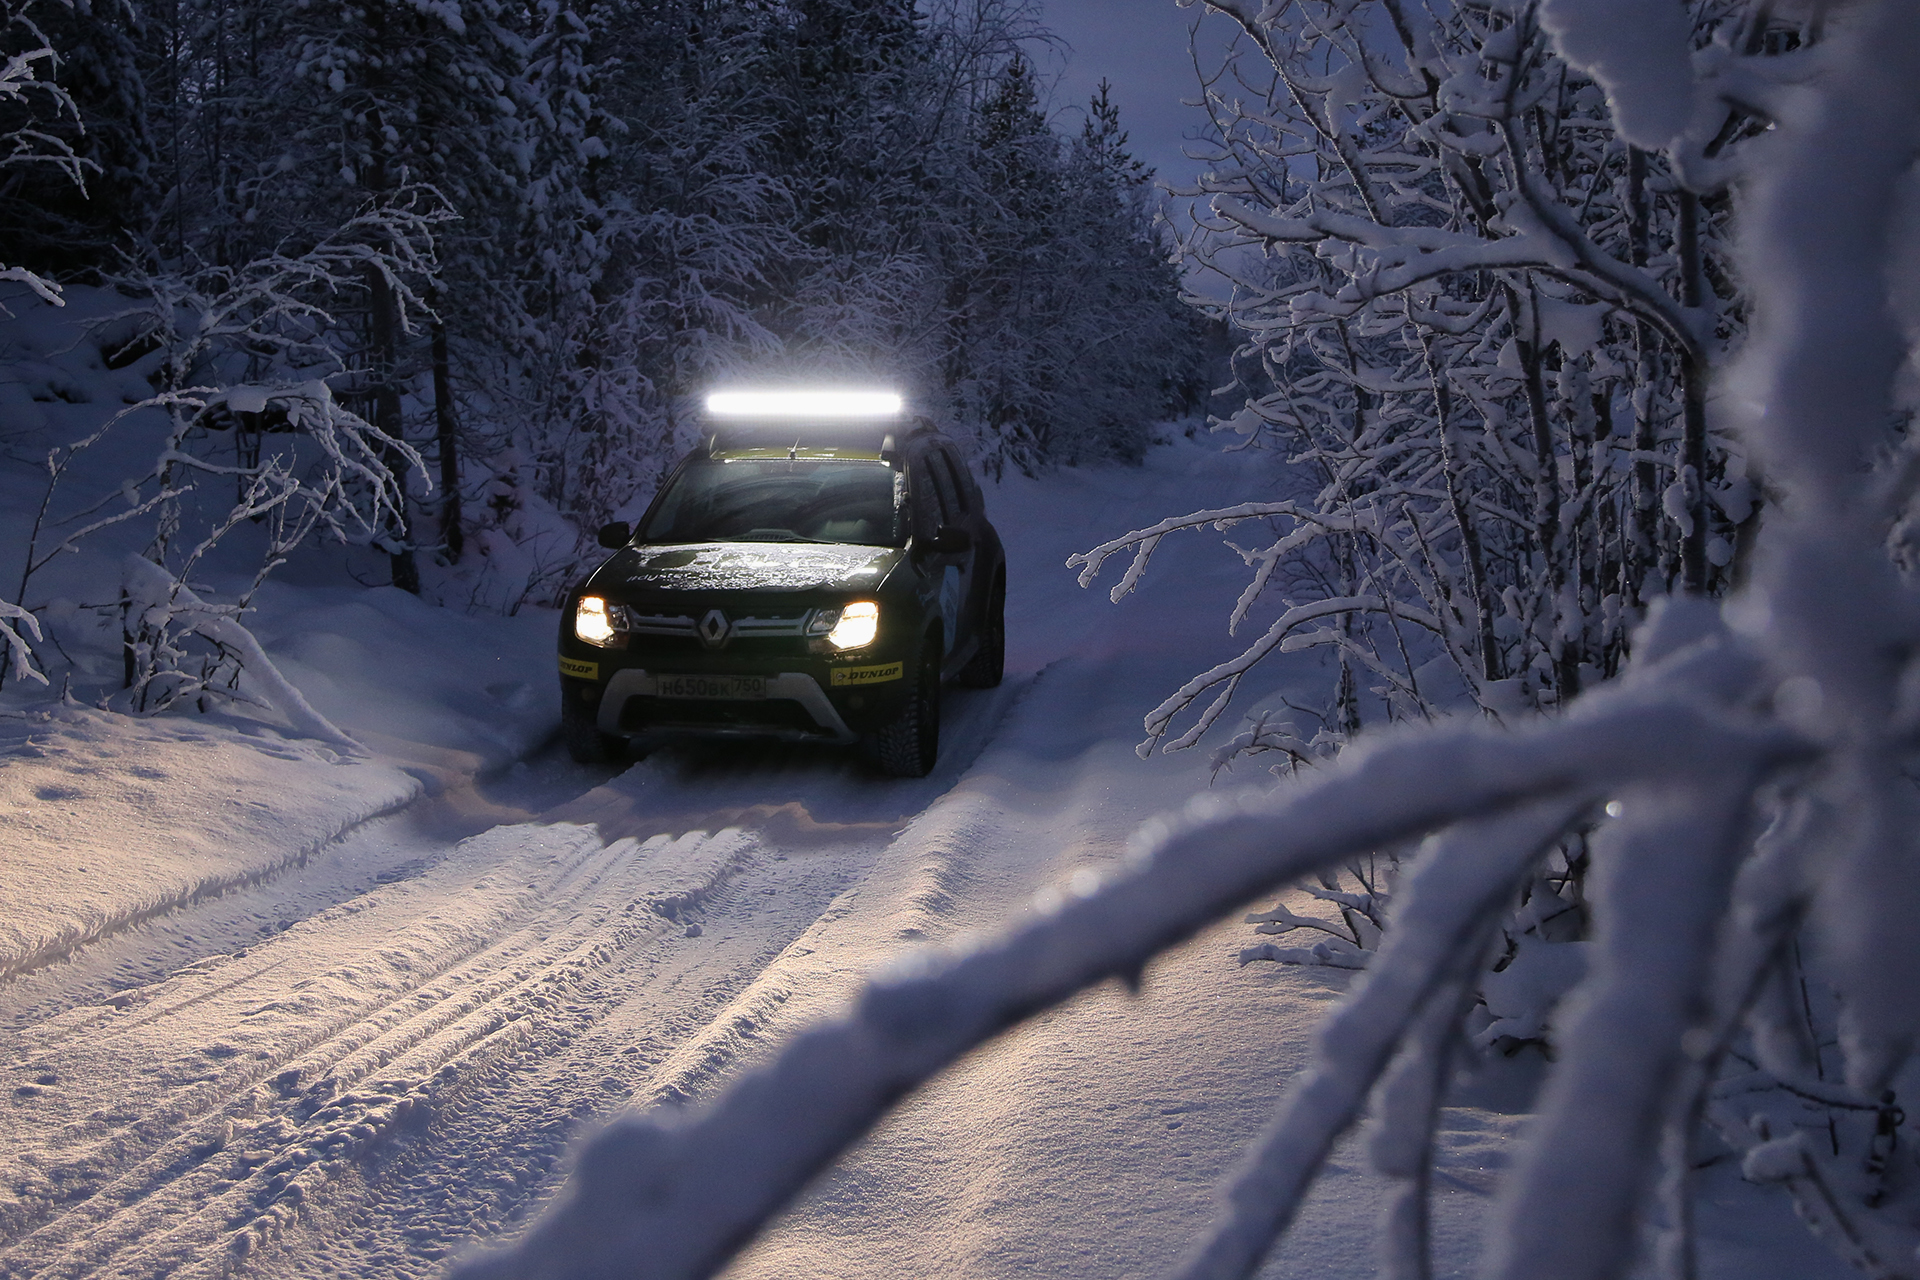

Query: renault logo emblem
697,608,732,649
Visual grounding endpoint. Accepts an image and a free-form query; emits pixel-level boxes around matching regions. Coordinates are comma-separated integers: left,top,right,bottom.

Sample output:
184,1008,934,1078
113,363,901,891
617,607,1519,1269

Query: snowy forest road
0,641,1065,1277
1,443,1501,1280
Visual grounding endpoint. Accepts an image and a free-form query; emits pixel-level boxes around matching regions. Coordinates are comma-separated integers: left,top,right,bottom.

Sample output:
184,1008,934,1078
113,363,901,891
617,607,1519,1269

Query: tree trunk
1511,284,1575,702
1422,332,1502,684
1678,190,1710,595
431,310,462,560
367,264,419,594
1625,148,1663,602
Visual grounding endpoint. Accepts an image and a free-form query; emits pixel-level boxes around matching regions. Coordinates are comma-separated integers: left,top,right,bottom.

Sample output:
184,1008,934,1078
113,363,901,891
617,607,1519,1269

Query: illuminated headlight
814,601,880,650
574,595,619,647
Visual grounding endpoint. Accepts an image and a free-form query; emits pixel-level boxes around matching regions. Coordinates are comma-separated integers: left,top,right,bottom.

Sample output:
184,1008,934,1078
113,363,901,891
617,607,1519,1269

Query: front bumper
596,668,857,743
558,586,922,745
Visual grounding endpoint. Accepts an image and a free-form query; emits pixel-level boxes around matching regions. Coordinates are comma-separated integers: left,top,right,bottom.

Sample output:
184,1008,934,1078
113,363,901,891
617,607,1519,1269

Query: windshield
638,457,904,547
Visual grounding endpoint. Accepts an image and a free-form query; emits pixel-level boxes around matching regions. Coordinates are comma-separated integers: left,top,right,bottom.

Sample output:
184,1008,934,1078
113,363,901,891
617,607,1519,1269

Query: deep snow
0,357,1849,1279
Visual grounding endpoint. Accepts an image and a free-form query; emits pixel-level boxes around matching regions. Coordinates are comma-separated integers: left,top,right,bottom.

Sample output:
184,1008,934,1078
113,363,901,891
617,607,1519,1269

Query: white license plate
655,673,766,700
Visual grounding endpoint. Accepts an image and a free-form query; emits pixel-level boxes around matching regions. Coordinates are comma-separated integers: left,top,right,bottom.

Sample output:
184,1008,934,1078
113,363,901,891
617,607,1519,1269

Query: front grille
619,607,813,640
732,611,813,638
621,609,698,637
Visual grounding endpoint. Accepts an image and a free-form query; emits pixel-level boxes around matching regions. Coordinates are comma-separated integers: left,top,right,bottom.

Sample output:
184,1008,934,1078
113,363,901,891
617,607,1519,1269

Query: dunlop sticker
831,661,904,687
559,655,599,680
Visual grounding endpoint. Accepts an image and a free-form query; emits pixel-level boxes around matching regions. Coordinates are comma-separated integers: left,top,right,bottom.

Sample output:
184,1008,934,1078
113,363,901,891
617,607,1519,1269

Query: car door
907,448,970,665
925,447,977,664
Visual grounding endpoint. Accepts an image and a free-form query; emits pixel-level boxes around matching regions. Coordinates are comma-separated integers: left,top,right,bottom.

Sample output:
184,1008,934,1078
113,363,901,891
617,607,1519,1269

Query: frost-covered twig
0,0,90,313
0,599,46,686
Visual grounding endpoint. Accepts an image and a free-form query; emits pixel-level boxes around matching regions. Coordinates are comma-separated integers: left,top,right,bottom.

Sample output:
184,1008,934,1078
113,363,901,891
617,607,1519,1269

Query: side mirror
931,524,972,555
597,521,632,549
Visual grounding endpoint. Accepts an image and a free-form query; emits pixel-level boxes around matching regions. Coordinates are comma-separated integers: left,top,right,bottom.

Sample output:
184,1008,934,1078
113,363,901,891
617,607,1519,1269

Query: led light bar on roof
704,388,904,419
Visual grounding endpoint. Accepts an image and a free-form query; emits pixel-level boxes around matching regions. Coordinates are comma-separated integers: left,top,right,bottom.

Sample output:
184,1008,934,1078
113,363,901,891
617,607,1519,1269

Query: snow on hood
595,542,902,593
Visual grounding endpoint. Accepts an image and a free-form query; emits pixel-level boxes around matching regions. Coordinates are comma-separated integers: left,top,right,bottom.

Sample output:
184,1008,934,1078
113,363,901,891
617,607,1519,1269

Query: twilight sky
1031,0,1241,196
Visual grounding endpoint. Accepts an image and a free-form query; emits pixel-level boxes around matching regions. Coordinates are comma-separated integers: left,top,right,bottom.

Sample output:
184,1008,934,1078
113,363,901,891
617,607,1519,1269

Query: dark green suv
557,411,1005,776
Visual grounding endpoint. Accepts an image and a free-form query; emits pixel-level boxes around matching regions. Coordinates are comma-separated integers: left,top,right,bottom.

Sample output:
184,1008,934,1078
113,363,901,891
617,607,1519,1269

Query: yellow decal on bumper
831,661,904,687
560,655,599,680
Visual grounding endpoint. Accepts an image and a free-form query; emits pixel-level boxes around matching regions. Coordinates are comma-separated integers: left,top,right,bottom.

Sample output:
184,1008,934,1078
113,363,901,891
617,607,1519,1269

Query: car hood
592,542,904,594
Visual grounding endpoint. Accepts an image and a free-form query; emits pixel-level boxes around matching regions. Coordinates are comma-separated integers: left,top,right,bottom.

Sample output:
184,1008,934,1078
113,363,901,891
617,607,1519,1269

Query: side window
908,458,949,538
925,455,961,527
933,450,970,514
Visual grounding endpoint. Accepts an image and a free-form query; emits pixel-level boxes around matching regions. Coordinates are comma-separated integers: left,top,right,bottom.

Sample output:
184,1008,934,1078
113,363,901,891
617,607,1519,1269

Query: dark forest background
2,0,1215,585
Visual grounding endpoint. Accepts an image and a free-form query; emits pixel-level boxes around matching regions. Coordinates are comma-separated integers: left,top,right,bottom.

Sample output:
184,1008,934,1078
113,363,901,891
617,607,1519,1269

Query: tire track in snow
0,679,1025,1279
0,786,425,989
0,822,759,1279
268,848,877,1279
249,690,1027,1277
0,750,625,1031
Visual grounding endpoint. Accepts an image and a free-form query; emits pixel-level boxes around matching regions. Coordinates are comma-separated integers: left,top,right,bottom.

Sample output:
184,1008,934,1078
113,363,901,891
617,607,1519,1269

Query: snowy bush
6,206,438,730
448,4,1920,1279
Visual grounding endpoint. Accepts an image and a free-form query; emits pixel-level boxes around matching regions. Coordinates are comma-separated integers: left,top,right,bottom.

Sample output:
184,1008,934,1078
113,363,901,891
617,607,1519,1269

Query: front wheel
863,641,940,777
562,687,625,764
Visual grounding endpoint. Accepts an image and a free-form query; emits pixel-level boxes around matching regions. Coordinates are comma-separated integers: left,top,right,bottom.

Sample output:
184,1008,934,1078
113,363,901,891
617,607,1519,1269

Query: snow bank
0,706,412,980
0,585,557,978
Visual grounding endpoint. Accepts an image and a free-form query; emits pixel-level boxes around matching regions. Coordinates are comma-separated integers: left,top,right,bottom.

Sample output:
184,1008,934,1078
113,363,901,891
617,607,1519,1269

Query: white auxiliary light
704,389,904,419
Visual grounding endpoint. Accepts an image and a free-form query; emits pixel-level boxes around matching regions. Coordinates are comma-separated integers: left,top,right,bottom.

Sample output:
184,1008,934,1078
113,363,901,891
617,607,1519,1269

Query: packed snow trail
0,439,1845,1280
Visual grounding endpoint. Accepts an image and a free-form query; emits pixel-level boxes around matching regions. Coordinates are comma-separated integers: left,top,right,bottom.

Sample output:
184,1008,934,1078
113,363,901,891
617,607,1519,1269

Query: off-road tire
864,642,940,777
956,572,1005,688
562,690,625,764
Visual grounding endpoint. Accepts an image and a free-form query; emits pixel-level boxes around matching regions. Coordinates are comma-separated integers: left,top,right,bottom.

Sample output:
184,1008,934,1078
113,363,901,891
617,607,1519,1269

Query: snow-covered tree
10,204,438,723
941,56,1211,474
0,0,92,298
1079,0,1751,760
525,0,790,530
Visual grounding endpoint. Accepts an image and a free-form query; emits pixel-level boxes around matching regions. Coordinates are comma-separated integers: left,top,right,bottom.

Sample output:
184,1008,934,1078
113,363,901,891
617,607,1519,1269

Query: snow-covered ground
0,427,1846,1280
0,588,555,987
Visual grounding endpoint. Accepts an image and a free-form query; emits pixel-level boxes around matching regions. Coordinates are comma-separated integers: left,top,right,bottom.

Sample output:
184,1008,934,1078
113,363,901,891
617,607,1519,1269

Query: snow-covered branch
119,556,361,751
0,599,46,686
0,0,90,313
